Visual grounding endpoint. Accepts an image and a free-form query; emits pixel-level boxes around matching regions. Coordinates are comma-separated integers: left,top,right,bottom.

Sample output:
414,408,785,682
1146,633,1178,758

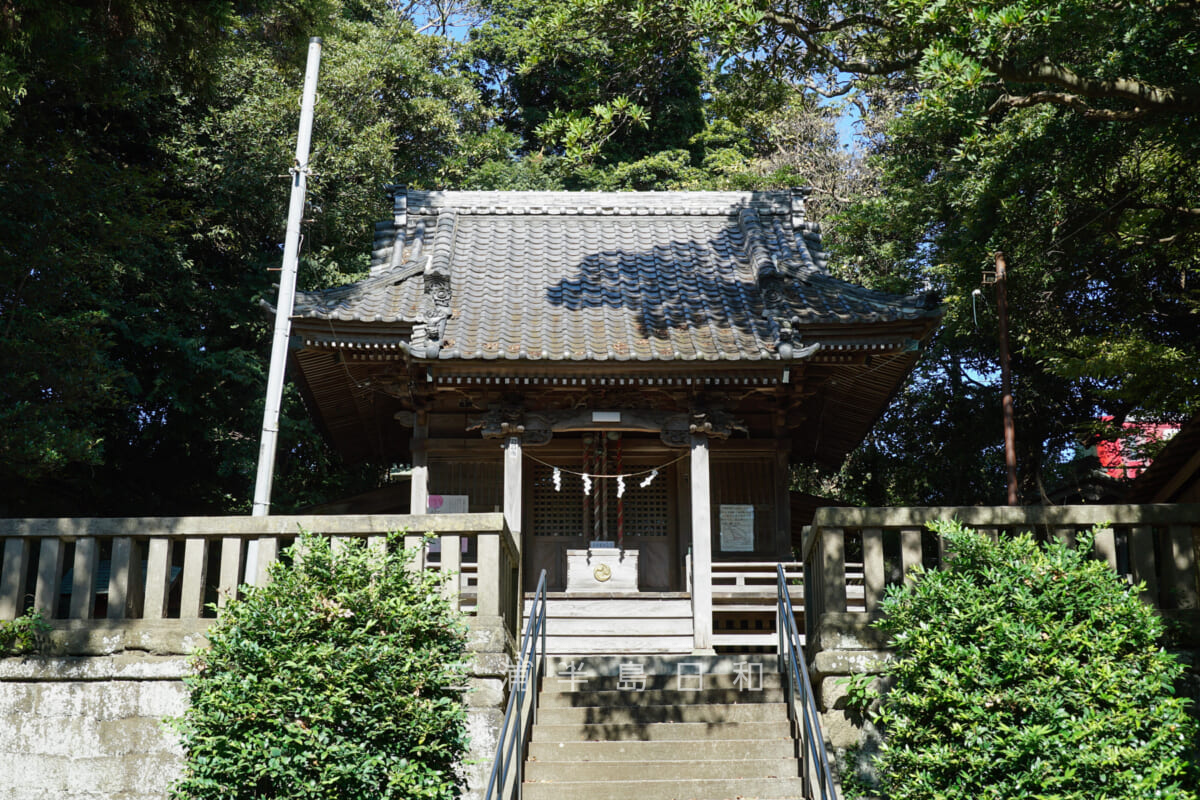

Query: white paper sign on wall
719,504,755,552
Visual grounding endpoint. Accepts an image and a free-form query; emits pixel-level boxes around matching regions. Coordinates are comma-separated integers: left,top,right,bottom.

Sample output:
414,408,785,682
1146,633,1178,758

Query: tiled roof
293,190,941,362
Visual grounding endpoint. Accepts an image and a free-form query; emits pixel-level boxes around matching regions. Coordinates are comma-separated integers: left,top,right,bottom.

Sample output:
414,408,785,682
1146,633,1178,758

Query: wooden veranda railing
803,504,1200,651
0,513,519,639
711,561,804,649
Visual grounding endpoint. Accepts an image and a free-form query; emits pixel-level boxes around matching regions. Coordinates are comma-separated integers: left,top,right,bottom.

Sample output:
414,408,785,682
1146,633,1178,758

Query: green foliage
0,608,50,655
554,0,1200,505
835,671,879,717
875,520,1200,799
0,1,496,514
838,743,880,800
171,532,469,800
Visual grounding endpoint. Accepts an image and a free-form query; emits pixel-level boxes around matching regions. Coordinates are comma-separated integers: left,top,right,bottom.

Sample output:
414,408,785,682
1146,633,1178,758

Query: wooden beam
1155,447,1200,503
504,434,523,605
504,435,523,553
773,444,792,559
411,417,430,514
690,434,714,653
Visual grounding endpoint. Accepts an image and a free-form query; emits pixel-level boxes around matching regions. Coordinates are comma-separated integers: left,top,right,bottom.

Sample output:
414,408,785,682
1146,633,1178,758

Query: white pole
252,36,323,517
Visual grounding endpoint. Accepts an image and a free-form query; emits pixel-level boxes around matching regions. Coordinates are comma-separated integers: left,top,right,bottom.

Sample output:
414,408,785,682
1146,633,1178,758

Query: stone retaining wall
0,619,508,800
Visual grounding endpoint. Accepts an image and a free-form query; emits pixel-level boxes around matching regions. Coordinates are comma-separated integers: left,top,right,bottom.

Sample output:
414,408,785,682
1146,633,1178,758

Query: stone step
538,687,785,707
545,654,779,677
533,701,788,726
540,636,694,654
525,757,800,782
538,671,783,693
530,720,793,742
521,776,807,800
527,737,796,762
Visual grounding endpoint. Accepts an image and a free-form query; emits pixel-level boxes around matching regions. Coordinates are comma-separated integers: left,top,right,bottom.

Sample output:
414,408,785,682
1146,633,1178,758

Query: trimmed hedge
875,519,1199,799
171,533,468,799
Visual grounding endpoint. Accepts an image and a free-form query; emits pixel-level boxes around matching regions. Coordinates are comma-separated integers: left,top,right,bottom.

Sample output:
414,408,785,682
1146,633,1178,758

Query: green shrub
0,608,50,654
171,532,469,800
875,519,1199,800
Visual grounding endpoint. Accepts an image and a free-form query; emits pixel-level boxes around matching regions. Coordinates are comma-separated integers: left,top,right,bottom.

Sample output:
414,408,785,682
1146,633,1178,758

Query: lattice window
530,462,671,539
429,459,502,512
606,468,670,537
530,464,585,536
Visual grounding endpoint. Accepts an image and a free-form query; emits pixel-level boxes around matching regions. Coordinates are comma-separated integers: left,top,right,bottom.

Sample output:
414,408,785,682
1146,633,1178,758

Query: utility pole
994,251,1019,505
252,37,323,517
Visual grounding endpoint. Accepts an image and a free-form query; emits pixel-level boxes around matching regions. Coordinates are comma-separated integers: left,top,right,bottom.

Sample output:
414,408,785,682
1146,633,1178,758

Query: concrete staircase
523,655,807,800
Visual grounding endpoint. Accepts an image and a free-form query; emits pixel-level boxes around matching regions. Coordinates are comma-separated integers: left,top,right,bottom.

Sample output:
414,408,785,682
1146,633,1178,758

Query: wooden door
526,464,587,591
610,463,675,590
525,459,678,592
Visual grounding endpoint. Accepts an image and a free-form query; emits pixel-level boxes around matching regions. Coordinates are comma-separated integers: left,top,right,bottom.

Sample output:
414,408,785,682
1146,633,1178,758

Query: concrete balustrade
0,513,518,800
0,513,517,634
804,504,1200,647
800,503,1200,760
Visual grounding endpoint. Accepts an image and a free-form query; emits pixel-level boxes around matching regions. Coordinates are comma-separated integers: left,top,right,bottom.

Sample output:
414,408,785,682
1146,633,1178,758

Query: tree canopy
2,0,1197,512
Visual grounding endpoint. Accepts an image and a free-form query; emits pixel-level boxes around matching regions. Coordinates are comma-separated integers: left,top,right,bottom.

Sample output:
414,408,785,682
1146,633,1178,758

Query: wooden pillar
503,435,523,552
690,434,714,653
407,416,430,567
410,415,429,514
774,444,792,560
504,435,523,607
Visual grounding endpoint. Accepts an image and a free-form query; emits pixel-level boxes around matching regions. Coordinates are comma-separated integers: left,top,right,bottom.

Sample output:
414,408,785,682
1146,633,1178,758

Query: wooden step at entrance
523,653,809,800
523,594,693,654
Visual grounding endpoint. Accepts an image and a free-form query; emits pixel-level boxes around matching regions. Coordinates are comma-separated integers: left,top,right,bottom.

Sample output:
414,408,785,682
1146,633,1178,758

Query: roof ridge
405,190,799,215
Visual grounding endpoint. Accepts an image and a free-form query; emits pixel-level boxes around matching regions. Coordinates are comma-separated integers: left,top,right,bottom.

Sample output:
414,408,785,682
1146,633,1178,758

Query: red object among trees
1096,418,1179,480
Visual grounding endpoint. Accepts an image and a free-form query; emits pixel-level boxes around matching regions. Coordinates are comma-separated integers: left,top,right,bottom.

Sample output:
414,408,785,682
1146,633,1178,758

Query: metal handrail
484,570,548,800
777,564,838,800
